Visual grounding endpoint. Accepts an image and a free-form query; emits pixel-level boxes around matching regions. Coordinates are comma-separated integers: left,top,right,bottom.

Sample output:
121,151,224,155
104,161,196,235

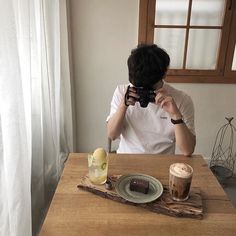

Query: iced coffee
169,163,193,201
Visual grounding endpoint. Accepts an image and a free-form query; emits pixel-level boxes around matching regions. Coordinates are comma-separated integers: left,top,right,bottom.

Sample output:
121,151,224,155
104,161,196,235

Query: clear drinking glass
88,153,108,185
169,163,193,201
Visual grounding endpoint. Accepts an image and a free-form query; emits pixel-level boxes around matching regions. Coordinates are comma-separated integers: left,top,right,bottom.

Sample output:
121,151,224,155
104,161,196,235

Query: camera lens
139,100,149,108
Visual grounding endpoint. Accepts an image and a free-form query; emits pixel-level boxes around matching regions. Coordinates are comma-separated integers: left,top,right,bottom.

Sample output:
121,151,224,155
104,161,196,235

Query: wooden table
40,153,236,236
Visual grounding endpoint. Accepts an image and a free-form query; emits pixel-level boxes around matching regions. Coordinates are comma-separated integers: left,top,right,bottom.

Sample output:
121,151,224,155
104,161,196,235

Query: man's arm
107,86,138,140
107,101,127,140
155,88,196,156
172,121,196,156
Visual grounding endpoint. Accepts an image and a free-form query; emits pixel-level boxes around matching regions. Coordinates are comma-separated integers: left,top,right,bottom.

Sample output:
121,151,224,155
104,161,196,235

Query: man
107,44,196,156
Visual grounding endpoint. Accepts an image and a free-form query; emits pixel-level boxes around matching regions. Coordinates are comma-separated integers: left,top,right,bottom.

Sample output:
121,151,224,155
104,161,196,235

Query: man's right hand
124,86,139,106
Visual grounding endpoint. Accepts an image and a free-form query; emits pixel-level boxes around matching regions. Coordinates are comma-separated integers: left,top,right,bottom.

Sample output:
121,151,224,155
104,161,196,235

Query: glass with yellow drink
88,148,108,185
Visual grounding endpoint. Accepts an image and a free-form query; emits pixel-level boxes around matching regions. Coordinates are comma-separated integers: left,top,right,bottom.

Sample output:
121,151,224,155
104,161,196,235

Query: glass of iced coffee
169,163,193,201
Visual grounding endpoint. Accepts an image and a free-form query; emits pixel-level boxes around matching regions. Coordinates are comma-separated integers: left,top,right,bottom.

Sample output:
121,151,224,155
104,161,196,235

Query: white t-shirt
107,82,195,154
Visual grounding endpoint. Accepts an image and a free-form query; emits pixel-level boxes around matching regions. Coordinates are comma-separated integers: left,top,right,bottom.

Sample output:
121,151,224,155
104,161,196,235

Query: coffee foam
170,163,193,178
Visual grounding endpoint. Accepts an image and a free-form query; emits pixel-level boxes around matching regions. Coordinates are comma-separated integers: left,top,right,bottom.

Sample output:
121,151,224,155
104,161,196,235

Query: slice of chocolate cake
129,178,149,194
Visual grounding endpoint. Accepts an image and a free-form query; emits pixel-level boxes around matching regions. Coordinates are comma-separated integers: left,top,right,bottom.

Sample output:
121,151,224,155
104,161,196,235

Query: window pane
191,0,226,26
186,29,221,69
155,0,189,25
232,44,236,70
154,28,185,69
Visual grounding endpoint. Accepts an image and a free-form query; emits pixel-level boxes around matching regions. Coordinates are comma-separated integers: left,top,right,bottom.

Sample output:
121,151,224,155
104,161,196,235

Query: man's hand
124,86,139,106
155,87,195,156
155,88,182,119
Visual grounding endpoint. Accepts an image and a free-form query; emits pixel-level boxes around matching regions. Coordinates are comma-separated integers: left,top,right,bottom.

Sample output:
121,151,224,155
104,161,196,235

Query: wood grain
78,175,203,219
41,153,236,236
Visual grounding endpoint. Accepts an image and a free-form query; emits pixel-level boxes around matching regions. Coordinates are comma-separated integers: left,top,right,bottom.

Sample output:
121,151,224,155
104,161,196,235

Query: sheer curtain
0,0,74,235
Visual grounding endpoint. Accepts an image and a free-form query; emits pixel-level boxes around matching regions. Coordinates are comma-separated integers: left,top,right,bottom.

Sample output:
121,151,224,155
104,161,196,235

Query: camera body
135,87,156,108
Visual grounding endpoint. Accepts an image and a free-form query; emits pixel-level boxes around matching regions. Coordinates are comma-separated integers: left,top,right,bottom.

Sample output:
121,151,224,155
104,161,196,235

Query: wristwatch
171,118,184,124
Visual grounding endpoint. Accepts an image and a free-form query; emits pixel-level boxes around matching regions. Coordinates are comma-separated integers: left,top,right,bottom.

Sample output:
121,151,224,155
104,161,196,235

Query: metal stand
210,117,236,184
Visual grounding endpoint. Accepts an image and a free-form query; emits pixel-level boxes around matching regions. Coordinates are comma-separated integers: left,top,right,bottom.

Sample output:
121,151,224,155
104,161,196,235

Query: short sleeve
106,84,128,122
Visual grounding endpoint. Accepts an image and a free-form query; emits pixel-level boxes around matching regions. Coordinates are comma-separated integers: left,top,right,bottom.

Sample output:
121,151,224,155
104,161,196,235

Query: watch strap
171,118,184,124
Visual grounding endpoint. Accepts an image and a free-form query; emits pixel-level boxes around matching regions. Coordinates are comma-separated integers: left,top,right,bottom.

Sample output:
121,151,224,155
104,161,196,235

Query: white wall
69,0,236,165
174,83,236,163
70,0,139,152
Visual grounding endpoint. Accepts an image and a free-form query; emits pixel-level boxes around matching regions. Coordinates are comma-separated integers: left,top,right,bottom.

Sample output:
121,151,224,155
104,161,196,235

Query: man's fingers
127,97,136,106
155,92,167,103
128,91,139,99
157,95,166,103
160,96,172,108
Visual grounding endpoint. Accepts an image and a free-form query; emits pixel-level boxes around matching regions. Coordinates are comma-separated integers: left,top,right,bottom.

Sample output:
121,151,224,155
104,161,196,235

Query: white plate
115,173,163,204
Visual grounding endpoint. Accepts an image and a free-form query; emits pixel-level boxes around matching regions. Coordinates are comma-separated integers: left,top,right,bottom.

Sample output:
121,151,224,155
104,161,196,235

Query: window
139,0,236,83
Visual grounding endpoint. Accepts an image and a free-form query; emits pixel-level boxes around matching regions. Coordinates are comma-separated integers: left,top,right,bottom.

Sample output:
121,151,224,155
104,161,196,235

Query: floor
219,175,236,207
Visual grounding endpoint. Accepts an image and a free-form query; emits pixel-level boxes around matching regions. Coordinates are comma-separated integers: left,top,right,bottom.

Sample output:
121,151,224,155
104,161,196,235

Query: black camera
135,87,156,108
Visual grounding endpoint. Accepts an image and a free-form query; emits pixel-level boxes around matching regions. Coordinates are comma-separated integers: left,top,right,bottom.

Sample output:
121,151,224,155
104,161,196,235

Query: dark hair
127,44,170,88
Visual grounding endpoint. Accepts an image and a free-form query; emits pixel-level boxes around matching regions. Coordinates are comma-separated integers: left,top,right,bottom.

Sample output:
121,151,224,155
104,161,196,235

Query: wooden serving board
77,175,203,219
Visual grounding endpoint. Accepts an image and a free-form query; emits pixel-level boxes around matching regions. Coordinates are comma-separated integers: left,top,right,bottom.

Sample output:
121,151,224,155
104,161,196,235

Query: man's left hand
155,88,182,119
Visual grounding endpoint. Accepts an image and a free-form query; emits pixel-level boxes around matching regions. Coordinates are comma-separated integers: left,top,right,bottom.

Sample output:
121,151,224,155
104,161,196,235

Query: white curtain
0,0,74,235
